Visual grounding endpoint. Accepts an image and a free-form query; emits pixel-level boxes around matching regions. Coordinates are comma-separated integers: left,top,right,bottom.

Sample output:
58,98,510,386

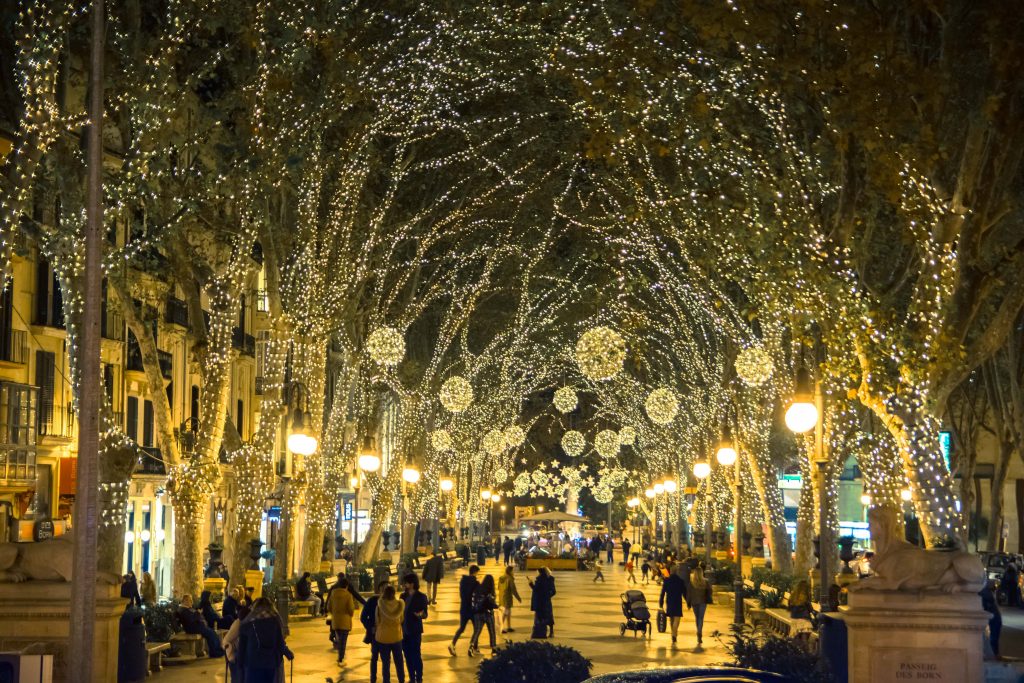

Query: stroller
619,590,652,638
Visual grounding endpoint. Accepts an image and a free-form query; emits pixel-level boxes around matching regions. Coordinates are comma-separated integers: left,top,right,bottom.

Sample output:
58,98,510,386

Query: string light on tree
482,429,506,456
575,326,626,380
618,425,637,446
431,429,453,452
594,429,621,458
503,425,526,449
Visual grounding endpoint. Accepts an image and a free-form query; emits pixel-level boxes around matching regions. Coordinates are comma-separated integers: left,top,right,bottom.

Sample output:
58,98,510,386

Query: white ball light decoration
716,445,738,467
618,426,637,446
693,459,711,480
439,376,473,413
735,346,774,387
561,430,586,457
645,387,679,425
358,453,381,472
504,425,526,449
482,429,506,456
785,401,819,434
663,478,677,494
431,429,453,452
514,473,531,496
594,430,620,458
575,326,626,381
366,326,405,366
494,467,509,484
553,387,578,413
594,485,613,504
402,466,421,484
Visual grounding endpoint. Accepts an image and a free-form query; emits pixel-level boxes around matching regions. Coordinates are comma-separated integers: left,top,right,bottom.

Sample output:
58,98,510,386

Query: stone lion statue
850,507,985,594
0,537,74,582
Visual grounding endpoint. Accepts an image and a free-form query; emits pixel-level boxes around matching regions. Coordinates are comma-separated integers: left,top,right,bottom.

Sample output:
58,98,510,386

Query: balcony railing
38,403,75,439
0,330,28,364
126,343,173,380
232,328,256,357
158,350,173,380
136,447,166,476
165,296,189,328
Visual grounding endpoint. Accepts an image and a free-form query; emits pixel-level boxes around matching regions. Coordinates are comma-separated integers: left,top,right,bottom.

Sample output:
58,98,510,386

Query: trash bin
818,612,848,683
373,564,390,590
118,608,148,683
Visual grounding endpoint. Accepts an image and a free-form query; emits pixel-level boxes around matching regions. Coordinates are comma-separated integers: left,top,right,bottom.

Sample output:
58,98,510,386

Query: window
143,400,154,448
34,258,64,328
103,364,115,405
0,382,38,483
127,396,139,442
35,351,55,435
190,385,200,423
0,280,13,361
236,399,244,438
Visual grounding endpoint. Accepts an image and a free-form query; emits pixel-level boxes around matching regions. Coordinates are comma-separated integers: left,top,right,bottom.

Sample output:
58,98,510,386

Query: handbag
656,608,667,633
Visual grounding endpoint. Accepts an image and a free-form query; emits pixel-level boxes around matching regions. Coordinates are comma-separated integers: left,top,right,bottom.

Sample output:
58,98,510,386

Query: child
592,559,605,583
640,559,651,585
626,559,637,584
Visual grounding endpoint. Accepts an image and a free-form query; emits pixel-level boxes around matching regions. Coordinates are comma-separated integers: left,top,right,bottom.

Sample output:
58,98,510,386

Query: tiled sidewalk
157,561,733,682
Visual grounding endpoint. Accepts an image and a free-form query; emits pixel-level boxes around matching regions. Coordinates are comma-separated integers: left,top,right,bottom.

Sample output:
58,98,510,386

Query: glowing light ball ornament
735,346,773,387
595,430,621,458
561,430,586,457
366,326,405,366
553,387,578,414
431,429,453,452
575,326,626,381
439,376,473,413
494,467,508,484
618,426,637,446
504,425,526,449
482,429,506,456
593,485,613,504
645,387,679,425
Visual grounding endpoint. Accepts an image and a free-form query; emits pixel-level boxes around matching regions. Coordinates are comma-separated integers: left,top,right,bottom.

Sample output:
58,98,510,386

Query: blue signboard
939,431,952,472
344,502,353,521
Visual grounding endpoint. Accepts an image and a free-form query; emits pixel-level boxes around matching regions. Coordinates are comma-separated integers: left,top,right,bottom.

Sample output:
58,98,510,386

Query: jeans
990,614,1002,656
333,629,349,661
622,549,629,564
693,603,707,640
379,641,404,683
451,612,473,644
426,582,438,603
402,633,423,682
369,641,381,682
470,612,496,650
198,625,224,657
607,547,613,563
504,550,512,565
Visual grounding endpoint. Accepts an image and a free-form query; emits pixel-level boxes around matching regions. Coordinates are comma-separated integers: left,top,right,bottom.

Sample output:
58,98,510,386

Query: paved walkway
157,560,734,682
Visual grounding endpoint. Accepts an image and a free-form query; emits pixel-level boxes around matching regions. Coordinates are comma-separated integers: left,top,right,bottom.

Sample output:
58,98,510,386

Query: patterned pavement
157,560,734,682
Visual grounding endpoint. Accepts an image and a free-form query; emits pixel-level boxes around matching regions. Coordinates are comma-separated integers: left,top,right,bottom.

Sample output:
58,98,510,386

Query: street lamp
286,384,318,456
784,365,818,434
663,478,677,494
400,461,420,554
693,459,711,480
715,425,737,467
715,422,744,626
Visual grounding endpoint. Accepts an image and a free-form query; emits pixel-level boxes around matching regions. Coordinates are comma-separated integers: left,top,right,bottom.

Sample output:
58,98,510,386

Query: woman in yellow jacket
327,576,356,664
375,585,406,683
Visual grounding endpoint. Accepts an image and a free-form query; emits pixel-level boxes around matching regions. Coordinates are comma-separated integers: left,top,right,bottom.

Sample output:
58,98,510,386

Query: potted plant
477,641,591,683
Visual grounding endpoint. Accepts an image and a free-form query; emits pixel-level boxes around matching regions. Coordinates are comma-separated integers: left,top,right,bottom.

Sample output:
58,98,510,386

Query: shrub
476,641,592,683
758,588,785,609
710,563,735,586
750,567,794,594
142,600,180,642
723,624,834,683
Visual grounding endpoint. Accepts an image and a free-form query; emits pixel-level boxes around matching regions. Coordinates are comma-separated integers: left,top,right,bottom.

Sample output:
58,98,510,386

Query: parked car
979,552,1023,605
584,666,786,683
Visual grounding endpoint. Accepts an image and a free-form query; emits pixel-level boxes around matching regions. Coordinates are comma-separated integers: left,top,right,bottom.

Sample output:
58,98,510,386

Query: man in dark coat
448,564,480,655
422,551,445,605
502,536,515,565
514,536,523,552
177,594,225,657
606,536,615,564
401,573,429,683
659,563,688,644
528,567,557,638
621,538,632,565
1003,562,1021,608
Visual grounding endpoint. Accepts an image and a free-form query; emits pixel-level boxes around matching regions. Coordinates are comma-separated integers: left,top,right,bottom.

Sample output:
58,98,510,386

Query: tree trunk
793,458,815,578
172,494,208,598
987,439,1013,552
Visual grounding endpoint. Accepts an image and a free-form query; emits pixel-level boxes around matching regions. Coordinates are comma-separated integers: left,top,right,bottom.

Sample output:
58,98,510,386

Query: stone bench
289,599,318,617
763,608,814,639
146,642,170,674
166,632,205,662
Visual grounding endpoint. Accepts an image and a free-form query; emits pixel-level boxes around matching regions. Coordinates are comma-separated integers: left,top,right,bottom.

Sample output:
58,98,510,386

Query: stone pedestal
840,589,988,683
0,582,123,683
244,569,264,598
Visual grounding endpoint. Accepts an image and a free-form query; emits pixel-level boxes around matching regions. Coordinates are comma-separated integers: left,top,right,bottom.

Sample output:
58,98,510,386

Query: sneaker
468,647,477,657
448,644,456,656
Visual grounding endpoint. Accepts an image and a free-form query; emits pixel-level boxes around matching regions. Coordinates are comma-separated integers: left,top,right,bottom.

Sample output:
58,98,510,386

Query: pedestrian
621,538,632,565
493,536,502,565
221,603,247,683
237,597,293,683
981,579,1002,657
1003,563,1021,608
198,590,220,629
361,582,387,683
401,573,429,683
177,594,225,657
687,563,713,646
296,571,323,616
502,536,515,565
606,536,615,564
120,572,142,607
514,536,523,553
625,558,637,584
327,575,355,664
498,565,522,633
243,586,254,608
375,584,406,683
139,571,157,606
422,551,445,606
528,567,556,638
640,559,651,585
659,563,687,645
476,543,487,566
220,586,242,629
592,558,605,583
448,564,481,656
469,574,498,656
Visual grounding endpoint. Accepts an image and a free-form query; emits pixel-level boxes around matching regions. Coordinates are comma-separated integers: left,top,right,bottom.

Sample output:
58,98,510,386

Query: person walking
422,551,445,606
687,563,713,646
376,585,406,683
606,536,615,565
120,572,142,607
659,563,687,645
296,571,323,616
592,558,605,583
448,565,481,656
237,597,294,683
221,600,250,683
621,538,632,565
469,574,498,656
139,572,157,606
361,582,387,683
625,558,638,584
498,565,522,633
640,558,651,585
401,573,429,683
502,536,515,565
981,579,1002,657
528,567,556,638
1003,563,1021,608
493,536,503,565
327,575,356,664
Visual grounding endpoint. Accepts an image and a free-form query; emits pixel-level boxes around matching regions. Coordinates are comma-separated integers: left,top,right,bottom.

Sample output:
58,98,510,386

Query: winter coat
375,597,405,644
238,614,293,671
295,577,313,600
222,618,242,663
327,584,355,631
471,584,498,614
498,574,521,609
530,574,556,623
686,576,713,607
402,590,429,636
422,555,445,584
458,575,479,617
360,595,380,643
660,573,686,617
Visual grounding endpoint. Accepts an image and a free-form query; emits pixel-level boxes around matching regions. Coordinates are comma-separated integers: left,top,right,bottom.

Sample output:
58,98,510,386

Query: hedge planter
478,641,591,683
526,557,579,571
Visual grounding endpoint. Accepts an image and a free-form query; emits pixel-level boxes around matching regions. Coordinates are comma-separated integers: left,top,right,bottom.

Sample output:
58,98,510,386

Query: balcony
136,447,166,476
38,404,75,440
232,327,256,357
126,342,173,381
0,330,28,364
165,296,189,328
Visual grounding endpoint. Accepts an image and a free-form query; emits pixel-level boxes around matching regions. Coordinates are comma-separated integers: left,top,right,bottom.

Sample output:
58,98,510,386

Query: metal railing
165,296,189,328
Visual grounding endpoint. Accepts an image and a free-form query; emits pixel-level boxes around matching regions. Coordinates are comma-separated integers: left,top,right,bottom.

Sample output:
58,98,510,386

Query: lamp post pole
732,458,745,626
813,380,831,612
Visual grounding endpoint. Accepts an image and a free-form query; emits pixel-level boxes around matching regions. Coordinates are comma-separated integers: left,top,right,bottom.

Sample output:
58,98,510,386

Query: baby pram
619,590,652,638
